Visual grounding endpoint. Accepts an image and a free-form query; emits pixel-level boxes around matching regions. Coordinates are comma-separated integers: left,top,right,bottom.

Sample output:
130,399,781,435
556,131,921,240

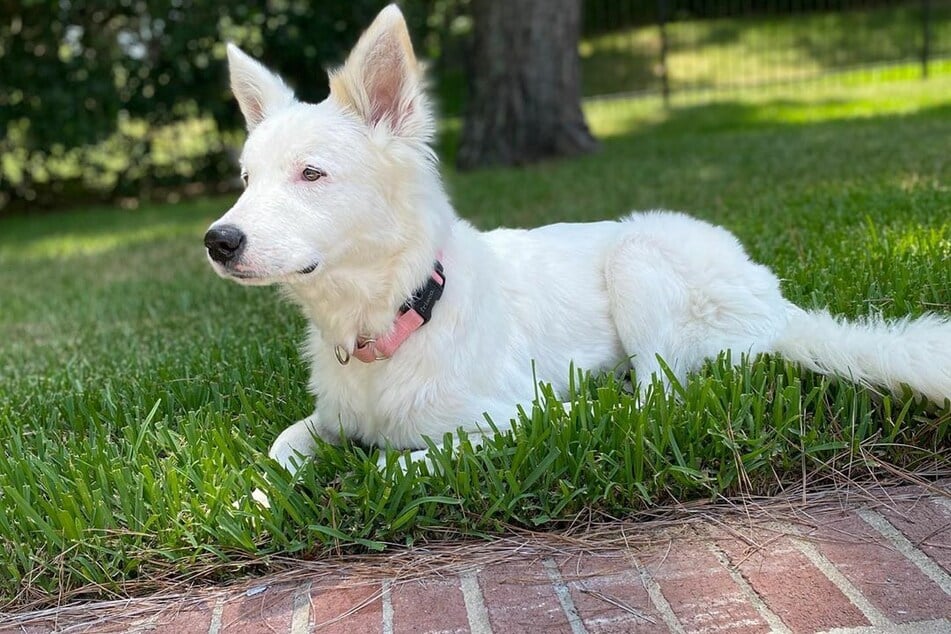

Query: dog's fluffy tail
773,305,951,406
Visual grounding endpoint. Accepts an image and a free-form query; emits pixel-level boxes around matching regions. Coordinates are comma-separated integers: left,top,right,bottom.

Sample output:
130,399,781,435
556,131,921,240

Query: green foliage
0,73,949,606
0,0,436,208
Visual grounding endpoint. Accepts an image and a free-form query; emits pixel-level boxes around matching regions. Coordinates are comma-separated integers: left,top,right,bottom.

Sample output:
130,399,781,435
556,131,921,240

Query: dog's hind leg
605,235,692,391
606,224,789,393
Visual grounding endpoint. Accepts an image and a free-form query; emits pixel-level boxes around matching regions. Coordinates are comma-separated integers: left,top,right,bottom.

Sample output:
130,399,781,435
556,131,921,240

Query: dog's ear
226,43,296,132
329,4,431,139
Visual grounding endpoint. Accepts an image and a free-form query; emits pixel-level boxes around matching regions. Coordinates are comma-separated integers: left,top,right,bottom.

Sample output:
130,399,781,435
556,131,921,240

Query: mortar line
631,557,685,634
381,579,395,634
459,569,493,634
857,508,951,595
932,496,951,514
542,558,587,634
206,596,224,634
290,580,312,634
792,537,891,627
707,542,792,633
816,617,951,633
126,615,158,633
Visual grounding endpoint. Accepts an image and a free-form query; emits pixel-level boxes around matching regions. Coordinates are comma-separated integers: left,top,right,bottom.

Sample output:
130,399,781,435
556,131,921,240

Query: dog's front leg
268,412,332,475
246,413,331,508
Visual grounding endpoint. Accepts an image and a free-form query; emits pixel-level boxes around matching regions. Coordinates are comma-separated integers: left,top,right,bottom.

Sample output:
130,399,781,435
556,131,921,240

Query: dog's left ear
329,4,431,138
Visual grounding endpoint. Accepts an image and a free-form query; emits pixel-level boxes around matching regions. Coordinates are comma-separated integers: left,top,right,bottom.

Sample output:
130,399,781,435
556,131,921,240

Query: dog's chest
310,354,444,448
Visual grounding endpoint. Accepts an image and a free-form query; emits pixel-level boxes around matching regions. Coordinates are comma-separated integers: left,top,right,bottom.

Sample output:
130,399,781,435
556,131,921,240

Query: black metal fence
576,0,950,104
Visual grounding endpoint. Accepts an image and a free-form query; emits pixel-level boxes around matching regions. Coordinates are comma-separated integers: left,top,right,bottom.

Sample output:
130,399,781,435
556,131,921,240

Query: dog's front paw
269,417,321,475
232,487,272,510
251,487,271,508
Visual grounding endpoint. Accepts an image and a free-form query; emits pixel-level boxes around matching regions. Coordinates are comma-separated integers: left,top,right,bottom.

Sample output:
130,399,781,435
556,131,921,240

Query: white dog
205,5,950,475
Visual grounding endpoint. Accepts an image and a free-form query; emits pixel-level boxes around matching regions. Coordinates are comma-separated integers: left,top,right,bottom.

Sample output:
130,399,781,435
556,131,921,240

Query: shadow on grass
440,97,950,240
581,46,661,97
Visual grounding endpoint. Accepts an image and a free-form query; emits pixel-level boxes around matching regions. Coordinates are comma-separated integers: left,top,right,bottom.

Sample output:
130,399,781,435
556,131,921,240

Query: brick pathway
3,483,949,633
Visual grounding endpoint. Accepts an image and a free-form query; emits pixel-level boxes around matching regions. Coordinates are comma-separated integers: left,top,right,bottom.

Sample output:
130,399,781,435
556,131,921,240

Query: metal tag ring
334,345,351,365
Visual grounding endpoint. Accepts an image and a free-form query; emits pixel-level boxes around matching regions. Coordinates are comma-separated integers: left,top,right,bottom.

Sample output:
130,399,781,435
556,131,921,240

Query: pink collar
335,259,446,365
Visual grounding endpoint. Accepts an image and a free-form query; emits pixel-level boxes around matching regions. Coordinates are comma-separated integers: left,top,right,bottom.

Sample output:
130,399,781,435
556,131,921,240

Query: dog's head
204,5,438,286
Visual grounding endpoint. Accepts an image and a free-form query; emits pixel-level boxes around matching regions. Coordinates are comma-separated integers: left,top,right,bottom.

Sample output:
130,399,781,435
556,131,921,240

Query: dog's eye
240,170,249,187
302,166,325,182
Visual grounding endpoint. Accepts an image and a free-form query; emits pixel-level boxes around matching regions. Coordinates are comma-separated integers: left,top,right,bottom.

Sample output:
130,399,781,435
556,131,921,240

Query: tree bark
457,0,599,170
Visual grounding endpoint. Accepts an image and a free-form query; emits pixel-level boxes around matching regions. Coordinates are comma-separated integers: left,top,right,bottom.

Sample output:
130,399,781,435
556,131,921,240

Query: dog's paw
231,487,272,510
268,417,321,476
251,487,271,508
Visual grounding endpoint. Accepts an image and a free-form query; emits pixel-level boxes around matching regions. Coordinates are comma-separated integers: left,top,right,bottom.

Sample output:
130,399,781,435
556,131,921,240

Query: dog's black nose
204,225,246,264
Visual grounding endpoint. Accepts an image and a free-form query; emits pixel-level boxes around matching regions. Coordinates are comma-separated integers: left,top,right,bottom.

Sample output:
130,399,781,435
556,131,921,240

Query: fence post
657,0,670,107
922,0,932,78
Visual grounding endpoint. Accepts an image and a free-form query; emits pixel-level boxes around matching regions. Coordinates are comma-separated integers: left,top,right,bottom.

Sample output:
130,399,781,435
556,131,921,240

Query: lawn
1,74,949,607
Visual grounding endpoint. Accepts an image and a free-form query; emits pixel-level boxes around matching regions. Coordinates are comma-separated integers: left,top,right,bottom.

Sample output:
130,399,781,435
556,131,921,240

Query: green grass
1,74,950,606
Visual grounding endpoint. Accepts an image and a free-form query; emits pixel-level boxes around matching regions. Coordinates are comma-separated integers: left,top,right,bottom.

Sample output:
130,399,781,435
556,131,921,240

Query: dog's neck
287,245,442,347
284,176,454,352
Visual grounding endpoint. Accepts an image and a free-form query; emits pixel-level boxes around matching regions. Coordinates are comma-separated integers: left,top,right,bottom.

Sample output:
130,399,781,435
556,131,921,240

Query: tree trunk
457,0,599,170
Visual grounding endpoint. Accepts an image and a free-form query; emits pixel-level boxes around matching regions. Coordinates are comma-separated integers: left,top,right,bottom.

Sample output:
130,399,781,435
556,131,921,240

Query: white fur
208,6,951,474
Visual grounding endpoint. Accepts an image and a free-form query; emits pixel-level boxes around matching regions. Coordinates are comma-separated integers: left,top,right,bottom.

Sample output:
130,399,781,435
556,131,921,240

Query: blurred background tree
457,0,598,169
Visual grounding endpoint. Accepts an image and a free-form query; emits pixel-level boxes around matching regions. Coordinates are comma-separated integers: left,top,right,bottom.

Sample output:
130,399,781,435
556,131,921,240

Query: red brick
877,497,951,574
311,582,382,633
221,583,296,633
644,541,768,634
557,552,666,633
478,560,572,633
391,576,469,634
718,535,868,633
153,604,215,633
811,511,951,623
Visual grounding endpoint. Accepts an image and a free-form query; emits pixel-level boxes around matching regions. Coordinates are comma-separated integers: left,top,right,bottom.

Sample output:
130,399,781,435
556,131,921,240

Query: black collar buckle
401,260,445,324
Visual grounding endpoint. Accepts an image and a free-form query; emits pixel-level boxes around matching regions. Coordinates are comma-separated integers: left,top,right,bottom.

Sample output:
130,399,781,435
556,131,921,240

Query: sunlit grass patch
10,221,203,261
584,70,951,138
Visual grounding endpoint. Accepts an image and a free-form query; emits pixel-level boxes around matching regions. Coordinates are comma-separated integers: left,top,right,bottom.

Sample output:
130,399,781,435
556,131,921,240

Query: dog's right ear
226,43,296,132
